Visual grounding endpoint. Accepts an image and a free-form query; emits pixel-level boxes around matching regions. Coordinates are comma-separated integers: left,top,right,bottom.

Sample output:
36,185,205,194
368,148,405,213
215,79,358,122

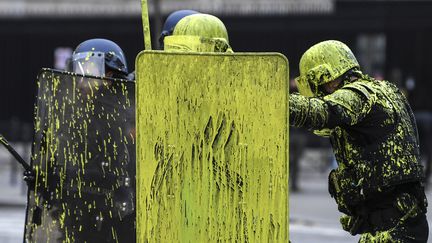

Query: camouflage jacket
290,77,424,212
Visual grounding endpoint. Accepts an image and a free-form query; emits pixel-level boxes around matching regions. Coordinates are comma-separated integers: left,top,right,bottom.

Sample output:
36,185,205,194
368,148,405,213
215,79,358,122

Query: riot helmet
159,10,199,49
164,13,232,53
295,40,360,97
72,38,128,78
173,14,229,40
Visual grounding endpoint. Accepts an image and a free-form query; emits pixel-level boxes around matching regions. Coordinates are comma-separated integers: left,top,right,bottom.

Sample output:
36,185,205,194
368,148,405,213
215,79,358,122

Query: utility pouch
328,168,363,215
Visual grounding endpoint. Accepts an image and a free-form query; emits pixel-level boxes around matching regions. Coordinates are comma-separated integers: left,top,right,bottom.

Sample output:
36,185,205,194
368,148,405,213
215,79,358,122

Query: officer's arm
289,94,329,129
289,88,373,130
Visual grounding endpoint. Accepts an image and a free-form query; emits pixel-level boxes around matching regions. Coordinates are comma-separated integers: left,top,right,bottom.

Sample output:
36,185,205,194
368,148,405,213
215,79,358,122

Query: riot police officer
66,38,135,242
289,40,428,242
72,38,129,79
163,13,232,53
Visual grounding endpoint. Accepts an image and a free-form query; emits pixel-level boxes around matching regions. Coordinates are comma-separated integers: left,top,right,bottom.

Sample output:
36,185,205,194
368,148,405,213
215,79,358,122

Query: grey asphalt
1,145,431,242
290,169,432,243
0,207,26,243
290,170,361,243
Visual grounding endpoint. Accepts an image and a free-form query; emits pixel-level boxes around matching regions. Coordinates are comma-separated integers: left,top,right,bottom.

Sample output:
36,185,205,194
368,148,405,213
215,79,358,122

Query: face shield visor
164,35,233,53
72,51,106,77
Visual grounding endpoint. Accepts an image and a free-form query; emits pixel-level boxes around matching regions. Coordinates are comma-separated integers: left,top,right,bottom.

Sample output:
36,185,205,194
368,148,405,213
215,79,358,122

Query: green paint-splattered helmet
164,13,232,53
173,13,229,41
295,40,359,97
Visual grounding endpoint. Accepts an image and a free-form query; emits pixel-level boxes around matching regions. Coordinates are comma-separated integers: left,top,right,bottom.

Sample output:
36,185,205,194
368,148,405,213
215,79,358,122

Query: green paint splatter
25,69,136,242
136,52,289,242
290,73,425,237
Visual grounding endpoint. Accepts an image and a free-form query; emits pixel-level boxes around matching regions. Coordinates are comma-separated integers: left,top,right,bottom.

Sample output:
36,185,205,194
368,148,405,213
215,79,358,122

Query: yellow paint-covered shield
136,51,289,242
25,69,136,242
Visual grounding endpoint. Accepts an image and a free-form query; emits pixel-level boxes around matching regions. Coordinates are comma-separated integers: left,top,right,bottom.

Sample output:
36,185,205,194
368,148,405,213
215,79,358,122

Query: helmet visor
72,52,105,77
164,35,232,53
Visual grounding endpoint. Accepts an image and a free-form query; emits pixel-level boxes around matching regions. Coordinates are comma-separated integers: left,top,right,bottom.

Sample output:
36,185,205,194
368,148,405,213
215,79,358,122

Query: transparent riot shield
24,69,136,242
136,52,289,242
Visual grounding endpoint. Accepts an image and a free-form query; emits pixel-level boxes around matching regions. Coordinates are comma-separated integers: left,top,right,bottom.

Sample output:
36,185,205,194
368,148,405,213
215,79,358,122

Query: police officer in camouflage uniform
290,40,428,242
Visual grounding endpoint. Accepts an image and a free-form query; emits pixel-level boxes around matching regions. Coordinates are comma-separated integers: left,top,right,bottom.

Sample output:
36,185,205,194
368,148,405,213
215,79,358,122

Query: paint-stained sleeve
289,88,373,129
289,93,329,129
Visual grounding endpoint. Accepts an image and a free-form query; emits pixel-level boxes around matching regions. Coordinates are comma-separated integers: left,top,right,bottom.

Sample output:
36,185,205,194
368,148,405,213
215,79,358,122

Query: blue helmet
72,38,128,77
158,10,199,49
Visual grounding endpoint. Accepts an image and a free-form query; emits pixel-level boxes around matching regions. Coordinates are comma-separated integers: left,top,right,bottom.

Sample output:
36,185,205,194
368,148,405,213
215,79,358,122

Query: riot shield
24,69,136,242
136,51,289,242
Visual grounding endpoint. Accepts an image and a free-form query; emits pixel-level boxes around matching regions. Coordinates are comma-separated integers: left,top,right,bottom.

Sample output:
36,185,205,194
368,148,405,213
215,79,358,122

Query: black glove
340,214,365,235
340,215,354,232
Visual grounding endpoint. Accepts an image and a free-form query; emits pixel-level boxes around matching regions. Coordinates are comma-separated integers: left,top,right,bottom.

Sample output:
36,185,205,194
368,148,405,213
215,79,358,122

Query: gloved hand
340,214,354,232
340,214,365,235
313,128,333,137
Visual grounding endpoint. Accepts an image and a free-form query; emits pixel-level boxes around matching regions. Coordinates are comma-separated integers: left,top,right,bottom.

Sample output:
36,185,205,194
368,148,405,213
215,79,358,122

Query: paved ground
0,144,29,242
0,207,26,243
289,171,361,243
0,169,362,243
0,145,431,242
290,170,432,243
0,144,28,207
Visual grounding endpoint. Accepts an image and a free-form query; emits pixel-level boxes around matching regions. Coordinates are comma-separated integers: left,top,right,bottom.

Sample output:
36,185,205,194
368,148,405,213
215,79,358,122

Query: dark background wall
226,0,432,110
0,0,431,139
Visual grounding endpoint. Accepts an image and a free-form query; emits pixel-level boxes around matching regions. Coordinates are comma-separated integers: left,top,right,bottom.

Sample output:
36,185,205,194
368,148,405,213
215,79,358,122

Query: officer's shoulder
340,79,375,99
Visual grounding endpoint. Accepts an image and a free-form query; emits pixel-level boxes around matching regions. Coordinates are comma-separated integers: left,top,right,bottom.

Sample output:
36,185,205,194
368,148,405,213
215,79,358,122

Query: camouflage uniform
290,40,428,242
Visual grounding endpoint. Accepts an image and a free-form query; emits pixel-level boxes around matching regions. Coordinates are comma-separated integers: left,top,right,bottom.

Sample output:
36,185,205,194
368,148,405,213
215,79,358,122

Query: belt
367,206,402,231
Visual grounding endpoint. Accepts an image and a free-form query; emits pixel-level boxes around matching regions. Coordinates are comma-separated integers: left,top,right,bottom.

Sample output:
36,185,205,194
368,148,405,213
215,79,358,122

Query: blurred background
0,0,432,242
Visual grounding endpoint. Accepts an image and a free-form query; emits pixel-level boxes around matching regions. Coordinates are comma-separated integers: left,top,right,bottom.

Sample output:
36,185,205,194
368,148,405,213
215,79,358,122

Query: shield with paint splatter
24,69,136,242
136,51,289,242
